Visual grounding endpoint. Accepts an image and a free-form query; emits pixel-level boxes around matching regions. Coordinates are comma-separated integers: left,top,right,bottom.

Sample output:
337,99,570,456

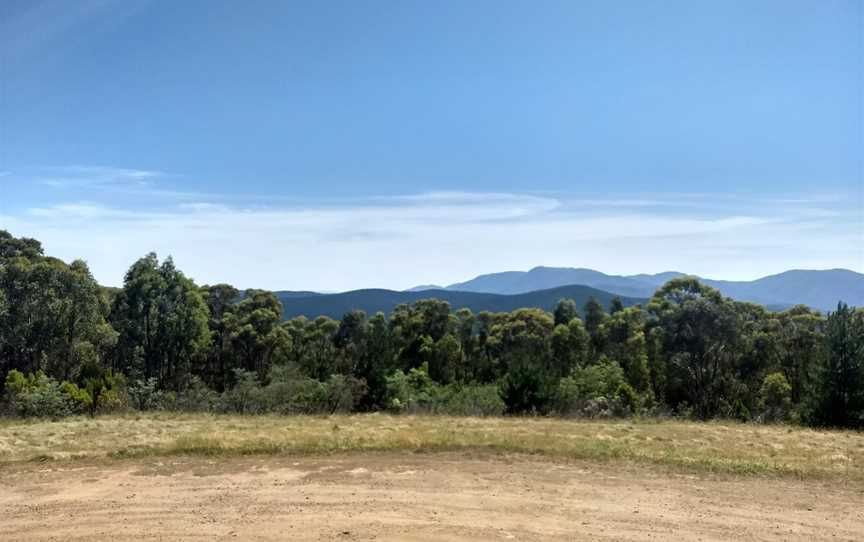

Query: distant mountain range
275,284,644,320
271,267,862,320
413,266,863,312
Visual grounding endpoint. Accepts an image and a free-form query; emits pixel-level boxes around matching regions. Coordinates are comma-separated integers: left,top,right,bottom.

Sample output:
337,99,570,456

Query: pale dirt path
1,453,862,541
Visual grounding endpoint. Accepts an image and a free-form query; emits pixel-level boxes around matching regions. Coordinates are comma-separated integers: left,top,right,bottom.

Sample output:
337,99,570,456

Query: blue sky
1,0,862,290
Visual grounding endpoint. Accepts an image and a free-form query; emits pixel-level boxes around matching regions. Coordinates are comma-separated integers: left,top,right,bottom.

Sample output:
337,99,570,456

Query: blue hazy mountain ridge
404,285,445,292
274,284,643,320
444,267,682,298
434,267,863,312
698,269,864,312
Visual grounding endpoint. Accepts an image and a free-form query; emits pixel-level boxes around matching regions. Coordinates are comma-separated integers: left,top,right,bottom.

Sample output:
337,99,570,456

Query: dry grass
1,413,862,480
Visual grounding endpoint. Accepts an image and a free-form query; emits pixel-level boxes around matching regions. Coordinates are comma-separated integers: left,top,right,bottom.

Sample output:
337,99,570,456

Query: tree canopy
1,229,862,427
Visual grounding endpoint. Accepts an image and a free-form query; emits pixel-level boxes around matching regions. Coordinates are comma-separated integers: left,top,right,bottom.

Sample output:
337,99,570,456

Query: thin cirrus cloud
4,165,208,202
35,165,163,188
2,189,858,292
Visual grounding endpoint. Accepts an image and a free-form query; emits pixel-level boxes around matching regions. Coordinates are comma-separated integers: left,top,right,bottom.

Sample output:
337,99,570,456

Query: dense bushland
1,230,862,427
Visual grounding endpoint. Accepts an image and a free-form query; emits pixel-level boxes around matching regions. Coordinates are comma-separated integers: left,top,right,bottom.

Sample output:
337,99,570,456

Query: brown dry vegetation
1,414,863,480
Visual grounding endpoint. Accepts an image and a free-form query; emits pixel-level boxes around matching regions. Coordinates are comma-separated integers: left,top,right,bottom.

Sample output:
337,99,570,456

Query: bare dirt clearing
2,453,862,542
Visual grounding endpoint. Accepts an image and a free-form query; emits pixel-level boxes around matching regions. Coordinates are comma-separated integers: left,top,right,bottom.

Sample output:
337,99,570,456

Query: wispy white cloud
3,191,858,291
7,165,208,200
27,203,115,220
37,165,162,188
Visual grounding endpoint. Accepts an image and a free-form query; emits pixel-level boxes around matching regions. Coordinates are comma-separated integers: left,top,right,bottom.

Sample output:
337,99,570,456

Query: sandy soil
1,453,862,541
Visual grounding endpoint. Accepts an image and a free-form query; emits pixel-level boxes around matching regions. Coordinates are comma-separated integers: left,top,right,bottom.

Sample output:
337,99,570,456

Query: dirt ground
1,453,862,541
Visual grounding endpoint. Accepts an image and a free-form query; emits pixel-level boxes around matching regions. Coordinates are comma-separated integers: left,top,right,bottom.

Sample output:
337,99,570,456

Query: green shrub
261,377,326,413
385,363,441,412
3,368,128,418
384,365,504,416
759,372,793,422
255,365,325,413
4,370,72,418
60,381,92,414
323,374,367,413
175,376,218,411
439,385,505,416
614,382,640,416
554,358,631,417
217,369,263,414
128,377,168,411
97,372,128,413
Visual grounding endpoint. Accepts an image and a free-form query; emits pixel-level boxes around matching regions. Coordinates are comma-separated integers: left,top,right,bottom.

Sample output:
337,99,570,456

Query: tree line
1,230,862,427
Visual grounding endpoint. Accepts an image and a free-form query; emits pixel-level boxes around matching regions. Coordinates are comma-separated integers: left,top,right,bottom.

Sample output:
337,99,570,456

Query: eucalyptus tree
201,283,240,390
488,308,556,413
110,253,210,388
599,306,650,392
553,298,578,326
648,278,741,419
582,296,608,358
0,231,112,382
803,303,864,428
223,289,290,379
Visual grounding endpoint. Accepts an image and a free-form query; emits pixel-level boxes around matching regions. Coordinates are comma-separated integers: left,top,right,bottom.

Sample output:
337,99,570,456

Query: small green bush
4,370,72,417
439,385,505,416
614,382,640,415
323,374,367,413
384,365,504,416
759,372,793,422
128,377,168,411
60,381,92,414
175,376,218,411
217,369,263,414
554,358,635,417
385,363,440,412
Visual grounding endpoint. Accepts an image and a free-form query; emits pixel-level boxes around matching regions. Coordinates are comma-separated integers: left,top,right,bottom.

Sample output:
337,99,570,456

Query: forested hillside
275,285,644,320
1,229,862,428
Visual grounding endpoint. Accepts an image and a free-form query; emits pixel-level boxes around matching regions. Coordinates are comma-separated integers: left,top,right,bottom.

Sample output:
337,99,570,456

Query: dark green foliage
4,370,73,417
487,308,557,413
648,279,742,419
557,358,626,400
615,383,640,415
759,372,793,422
128,377,168,411
223,289,290,378
599,307,650,392
442,385,505,416
0,236,115,384
583,296,608,358
218,369,263,414
256,365,327,414
551,318,590,377
553,298,578,326
803,303,864,428
554,359,635,417
2,228,862,428
3,368,126,417
384,364,505,416
200,283,240,391
175,376,218,411
109,253,210,389
385,363,439,412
